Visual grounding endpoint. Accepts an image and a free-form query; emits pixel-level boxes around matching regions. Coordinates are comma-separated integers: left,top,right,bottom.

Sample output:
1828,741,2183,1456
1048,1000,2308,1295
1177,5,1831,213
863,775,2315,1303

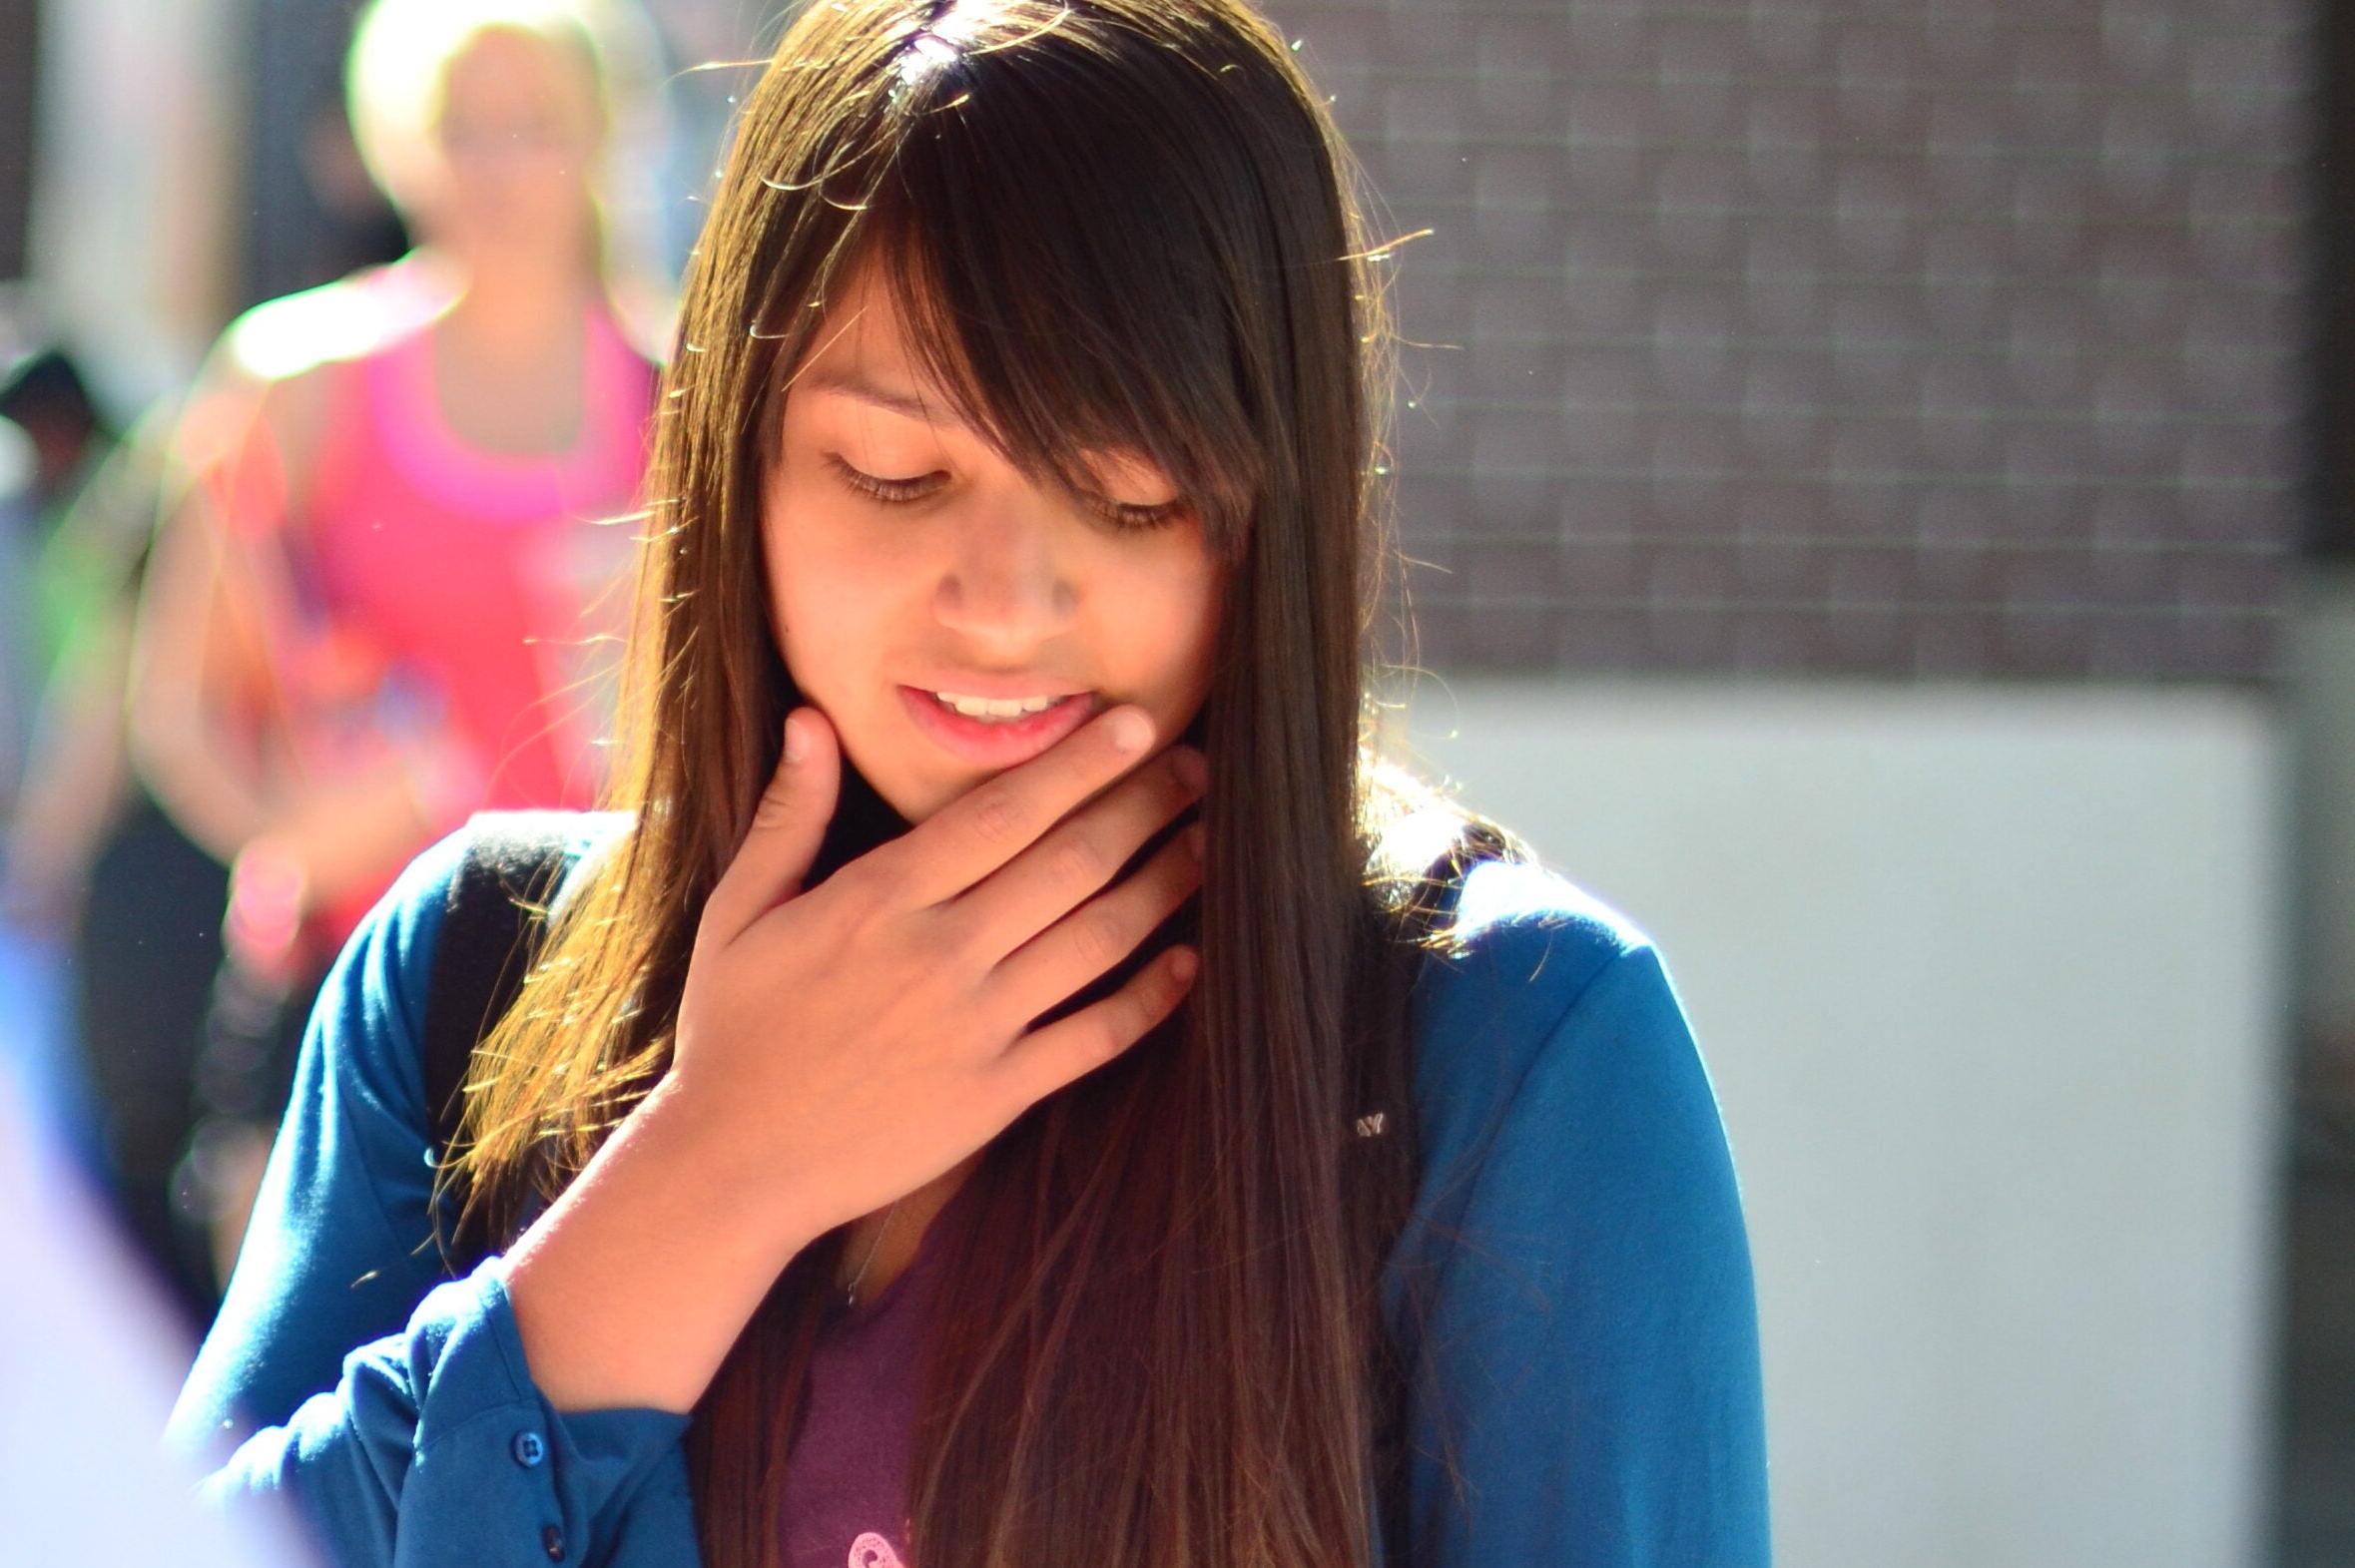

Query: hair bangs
826,9,1278,558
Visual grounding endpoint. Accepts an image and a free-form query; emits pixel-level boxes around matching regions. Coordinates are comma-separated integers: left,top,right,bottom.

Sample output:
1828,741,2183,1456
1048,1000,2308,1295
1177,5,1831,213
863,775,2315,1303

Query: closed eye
824,451,943,504
822,452,1187,533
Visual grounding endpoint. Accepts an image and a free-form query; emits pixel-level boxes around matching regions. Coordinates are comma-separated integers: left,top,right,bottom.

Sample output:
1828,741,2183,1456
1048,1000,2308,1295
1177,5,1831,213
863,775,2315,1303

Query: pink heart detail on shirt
848,1532,907,1568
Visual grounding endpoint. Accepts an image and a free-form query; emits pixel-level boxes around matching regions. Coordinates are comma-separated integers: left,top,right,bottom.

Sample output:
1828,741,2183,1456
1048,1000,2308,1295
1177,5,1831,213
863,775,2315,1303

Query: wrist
629,1074,831,1263
503,1077,824,1414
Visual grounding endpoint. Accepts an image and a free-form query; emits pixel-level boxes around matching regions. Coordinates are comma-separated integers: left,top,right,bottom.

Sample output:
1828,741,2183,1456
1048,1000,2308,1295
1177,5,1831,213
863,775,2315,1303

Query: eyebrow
800,365,969,432
795,364,1176,499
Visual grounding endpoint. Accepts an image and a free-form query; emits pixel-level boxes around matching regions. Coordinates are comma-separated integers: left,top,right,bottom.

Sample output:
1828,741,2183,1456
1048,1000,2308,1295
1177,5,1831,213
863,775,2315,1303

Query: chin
849,746,962,826
898,766,998,824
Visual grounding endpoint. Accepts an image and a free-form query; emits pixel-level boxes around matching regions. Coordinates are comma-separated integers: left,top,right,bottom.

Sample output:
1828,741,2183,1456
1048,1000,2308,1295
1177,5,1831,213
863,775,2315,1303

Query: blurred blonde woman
130,0,668,1296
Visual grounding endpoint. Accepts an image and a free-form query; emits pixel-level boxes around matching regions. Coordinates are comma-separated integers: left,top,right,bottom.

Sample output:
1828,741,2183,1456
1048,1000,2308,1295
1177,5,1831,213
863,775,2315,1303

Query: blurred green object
1,347,125,687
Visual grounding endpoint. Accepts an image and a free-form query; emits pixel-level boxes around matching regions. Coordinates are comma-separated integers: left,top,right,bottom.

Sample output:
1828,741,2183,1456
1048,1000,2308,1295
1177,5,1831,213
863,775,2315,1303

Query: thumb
701,707,841,946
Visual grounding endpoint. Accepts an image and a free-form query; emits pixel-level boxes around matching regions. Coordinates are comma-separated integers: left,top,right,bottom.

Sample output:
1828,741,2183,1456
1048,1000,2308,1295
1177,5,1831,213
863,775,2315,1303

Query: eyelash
822,452,1186,532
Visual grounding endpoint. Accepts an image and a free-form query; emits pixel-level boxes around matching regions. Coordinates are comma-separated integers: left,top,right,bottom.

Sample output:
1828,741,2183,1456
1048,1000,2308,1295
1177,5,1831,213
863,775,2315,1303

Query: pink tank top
291,304,656,945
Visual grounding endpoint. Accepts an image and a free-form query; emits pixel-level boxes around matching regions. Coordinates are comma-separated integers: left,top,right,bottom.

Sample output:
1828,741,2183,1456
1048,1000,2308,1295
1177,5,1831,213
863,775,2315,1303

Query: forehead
439,27,598,116
786,257,983,436
796,261,927,388
780,247,1183,498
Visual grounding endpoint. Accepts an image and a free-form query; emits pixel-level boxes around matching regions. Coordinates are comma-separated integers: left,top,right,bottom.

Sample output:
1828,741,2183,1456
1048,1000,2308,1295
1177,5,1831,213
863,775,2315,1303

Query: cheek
763,488,908,688
1121,550,1224,707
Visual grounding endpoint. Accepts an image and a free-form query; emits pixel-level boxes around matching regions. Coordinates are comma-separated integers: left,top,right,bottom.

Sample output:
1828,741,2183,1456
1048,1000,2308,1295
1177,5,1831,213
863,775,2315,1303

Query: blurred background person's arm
3,403,168,933
126,347,436,976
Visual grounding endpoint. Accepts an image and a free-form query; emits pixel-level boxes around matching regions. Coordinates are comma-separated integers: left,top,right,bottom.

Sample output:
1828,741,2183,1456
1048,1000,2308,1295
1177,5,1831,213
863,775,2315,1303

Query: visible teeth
932,691,1065,721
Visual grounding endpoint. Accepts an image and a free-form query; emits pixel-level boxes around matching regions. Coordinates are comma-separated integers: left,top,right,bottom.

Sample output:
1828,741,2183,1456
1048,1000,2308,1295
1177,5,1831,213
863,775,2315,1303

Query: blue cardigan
168,814,1770,1567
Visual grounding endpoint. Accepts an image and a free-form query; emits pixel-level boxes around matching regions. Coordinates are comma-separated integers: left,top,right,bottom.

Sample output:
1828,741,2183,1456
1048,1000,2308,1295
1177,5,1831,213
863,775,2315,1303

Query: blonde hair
343,0,665,216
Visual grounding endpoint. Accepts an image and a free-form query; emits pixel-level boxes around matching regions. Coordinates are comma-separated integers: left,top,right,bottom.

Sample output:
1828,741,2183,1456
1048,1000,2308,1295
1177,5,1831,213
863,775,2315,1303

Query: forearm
128,686,275,861
140,712,405,885
130,660,432,910
501,1074,824,1414
126,507,280,860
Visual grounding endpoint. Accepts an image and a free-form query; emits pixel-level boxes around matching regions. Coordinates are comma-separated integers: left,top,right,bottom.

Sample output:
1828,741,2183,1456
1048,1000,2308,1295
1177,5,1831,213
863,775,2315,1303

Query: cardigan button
542,1522,567,1561
512,1430,547,1468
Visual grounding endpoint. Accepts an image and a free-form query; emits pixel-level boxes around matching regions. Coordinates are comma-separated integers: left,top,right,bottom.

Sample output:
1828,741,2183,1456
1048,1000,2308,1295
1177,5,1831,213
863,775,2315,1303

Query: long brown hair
448,3,1521,1563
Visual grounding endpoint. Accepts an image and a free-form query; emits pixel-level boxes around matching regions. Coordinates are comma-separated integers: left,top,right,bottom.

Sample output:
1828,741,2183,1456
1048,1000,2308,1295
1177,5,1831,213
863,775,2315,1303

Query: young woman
167,3,1770,1566
130,0,664,1292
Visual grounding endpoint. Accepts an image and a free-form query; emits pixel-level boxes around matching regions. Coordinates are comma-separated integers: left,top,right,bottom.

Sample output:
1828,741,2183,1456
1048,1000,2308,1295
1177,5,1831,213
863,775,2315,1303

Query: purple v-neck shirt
783,1180,974,1568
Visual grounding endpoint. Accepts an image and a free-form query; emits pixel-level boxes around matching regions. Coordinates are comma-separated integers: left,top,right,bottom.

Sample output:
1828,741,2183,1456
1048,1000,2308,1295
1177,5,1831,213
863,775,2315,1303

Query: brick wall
1272,0,2309,681
0,0,35,282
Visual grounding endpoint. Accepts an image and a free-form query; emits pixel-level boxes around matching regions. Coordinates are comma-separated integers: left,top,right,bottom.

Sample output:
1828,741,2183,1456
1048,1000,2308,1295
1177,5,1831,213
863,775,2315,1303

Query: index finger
881,702,1158,908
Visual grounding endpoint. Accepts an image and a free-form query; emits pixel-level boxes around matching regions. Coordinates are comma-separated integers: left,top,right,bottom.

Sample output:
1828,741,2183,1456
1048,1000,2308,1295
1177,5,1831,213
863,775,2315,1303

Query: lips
907,675,1095,702
897,684,1102,768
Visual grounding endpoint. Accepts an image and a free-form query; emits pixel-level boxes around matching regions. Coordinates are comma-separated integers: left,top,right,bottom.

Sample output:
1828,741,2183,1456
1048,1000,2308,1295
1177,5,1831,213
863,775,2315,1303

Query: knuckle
1119,854,1192,923
825,859,889,921
1086,1011,1130,1066
751,782,796,831
1047,834,1107,889
1126,983,1169,1041
1069,909,1124,971
967,784,1023,845
939,907,997,970
1144,956,1179,1005
1164,955,1197,1004
1118,760,1167,801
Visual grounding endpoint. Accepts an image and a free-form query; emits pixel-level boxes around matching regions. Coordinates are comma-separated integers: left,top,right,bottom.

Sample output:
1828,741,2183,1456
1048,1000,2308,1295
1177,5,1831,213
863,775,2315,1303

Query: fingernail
1170,945,1199,984
1184,822,1206,860
1108,707,1152,754
784,714,807,766
1171,747,1208,791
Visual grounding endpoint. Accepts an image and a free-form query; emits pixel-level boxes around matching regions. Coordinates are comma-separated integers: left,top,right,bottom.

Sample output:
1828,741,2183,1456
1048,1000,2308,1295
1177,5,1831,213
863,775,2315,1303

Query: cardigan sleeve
164,825,696,1568
1401,941,1771,1568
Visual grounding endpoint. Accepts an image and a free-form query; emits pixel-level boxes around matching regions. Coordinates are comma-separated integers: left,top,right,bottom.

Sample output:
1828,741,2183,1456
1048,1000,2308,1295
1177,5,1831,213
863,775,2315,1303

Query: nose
933,507,1077,648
